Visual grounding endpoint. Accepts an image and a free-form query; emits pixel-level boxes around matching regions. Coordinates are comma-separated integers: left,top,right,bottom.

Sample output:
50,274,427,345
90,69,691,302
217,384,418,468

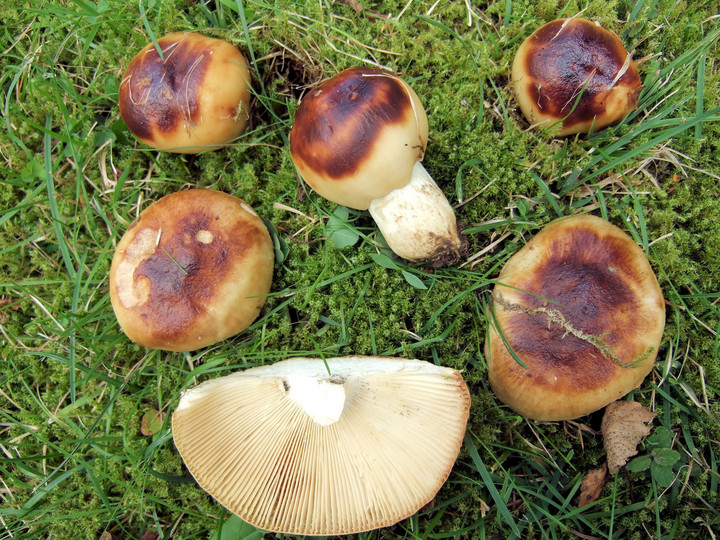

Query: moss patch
1,0,719,538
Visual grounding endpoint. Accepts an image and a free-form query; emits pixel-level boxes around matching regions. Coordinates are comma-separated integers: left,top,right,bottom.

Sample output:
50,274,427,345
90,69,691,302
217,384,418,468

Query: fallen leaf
336,0,363,13
0,296,21,324
336,0,383,20
140,408,165,436
578,462,608,507
601,401,656,474
479,498,491,518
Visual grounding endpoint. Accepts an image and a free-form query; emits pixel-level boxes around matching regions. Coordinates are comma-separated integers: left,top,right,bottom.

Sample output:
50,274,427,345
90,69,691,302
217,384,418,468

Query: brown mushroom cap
172,356,471,535
511,18,642,136
109,189,273,352
485,214,665,421
119,32,251,153
289,67,429,210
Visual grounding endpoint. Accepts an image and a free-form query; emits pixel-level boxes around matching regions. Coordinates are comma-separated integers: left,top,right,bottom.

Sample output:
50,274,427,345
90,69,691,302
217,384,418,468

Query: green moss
1,0,720,537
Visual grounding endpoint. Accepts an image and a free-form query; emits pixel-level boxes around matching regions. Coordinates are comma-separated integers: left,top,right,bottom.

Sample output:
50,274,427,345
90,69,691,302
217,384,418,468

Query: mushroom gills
171,356,471,535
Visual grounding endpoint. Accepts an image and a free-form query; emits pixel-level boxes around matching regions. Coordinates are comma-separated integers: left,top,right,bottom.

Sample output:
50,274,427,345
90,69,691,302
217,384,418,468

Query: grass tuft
1,0,719,538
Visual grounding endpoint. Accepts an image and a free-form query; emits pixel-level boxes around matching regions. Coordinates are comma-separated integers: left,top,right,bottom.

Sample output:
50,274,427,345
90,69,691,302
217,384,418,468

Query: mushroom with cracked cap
289,66,466,266
119,32,251,153
484,214,665,421
172,356,471,535
511,18,642,136
109,189,274,352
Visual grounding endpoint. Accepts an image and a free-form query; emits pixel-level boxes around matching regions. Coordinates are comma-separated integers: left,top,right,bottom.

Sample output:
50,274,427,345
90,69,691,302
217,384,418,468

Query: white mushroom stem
368,162,463,263
285,374,346,426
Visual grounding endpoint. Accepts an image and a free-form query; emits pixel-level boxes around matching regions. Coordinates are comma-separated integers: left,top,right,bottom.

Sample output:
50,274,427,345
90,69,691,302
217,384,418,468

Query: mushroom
109,189,273,352
119,32,251,153
172,356,471,535
511,18,642,136
289,67,465,266
484,214,665,421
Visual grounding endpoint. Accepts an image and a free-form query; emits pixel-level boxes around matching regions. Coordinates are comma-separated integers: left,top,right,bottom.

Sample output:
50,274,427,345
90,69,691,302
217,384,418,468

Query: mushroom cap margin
118,32,252,153
109,189,274,351
485,214,665,421
289,67,429,210
511,18,642,136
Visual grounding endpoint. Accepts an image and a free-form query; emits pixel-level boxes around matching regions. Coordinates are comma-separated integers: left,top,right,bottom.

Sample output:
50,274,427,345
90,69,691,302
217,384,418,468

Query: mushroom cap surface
172,356,471,535
119,32,251,153
485,215,665,421
109,189,273,352
289,67,429,210
511,18,642,136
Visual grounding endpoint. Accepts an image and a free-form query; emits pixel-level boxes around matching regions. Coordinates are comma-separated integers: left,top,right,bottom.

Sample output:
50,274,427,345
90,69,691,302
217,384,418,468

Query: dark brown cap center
119,36,210,139
290,67,415,180
502,227,644,391
524,19,641,128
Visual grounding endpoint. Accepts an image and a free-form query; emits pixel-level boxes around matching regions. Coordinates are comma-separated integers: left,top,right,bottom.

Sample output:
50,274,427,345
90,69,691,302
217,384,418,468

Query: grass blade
465,434,522,537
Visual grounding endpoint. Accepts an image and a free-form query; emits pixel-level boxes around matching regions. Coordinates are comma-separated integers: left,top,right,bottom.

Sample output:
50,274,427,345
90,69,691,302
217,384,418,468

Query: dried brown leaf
479,498,491,518
601,401,656,474
140,408,165,436
0,296,21,324
578,462,609,507
335,0,387,21
336,0,363,13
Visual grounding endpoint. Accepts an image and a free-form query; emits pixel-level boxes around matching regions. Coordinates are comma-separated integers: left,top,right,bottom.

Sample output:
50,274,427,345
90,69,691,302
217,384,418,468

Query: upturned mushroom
119,32,251,153
109,189,274,352
511,18,642,136
289,67,465,266
485,214,665,421
172,356,471,535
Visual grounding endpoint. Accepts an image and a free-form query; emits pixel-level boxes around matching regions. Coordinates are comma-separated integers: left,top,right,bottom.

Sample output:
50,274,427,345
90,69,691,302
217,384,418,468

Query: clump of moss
2,0,720,538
